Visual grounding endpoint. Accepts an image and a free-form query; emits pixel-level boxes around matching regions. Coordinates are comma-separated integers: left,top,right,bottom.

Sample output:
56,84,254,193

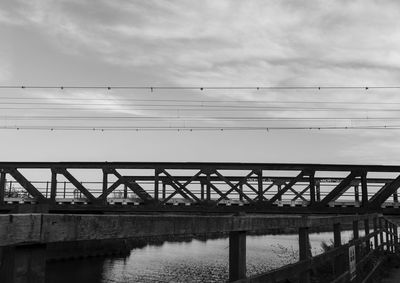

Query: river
46,231,355,283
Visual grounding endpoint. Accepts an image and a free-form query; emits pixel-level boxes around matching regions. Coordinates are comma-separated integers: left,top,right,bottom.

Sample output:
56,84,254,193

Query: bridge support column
229,231,246,282
333,223,344,276
353,220,360,266
364,219,370,252
393,225,399,252
0,244,46,283
299,227,310,283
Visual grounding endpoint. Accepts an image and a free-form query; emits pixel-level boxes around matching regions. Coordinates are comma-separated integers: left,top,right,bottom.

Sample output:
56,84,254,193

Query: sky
1,0,400,164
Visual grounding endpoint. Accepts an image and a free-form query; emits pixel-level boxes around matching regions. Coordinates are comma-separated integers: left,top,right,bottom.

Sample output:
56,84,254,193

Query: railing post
379,217,384,250
333,222,344,276
364,218,370,252
50,169,57,203
229,231,246,282
0,171,5,205
385,219,390,251
390,223,395,252
299,226,310,283
373,217,379,250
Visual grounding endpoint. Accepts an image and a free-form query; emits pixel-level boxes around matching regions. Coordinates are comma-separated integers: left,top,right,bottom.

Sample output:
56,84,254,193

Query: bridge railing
1,162,400,210
232,214,398,283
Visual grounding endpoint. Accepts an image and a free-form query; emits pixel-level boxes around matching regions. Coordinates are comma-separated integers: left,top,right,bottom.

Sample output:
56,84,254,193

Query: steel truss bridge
1,162,400,214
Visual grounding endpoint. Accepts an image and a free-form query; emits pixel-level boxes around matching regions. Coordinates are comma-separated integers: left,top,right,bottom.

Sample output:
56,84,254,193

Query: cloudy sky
1,0,400,164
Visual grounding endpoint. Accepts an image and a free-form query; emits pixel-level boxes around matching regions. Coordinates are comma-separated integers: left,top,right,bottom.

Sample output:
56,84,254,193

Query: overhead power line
1,85,400,90
1,125,400,131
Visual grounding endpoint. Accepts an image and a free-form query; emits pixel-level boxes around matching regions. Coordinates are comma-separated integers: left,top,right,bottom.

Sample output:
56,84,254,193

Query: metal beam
8,169,46,202
268,171,306,204
368,175,400,208
319,171,359,206
57,168,97,203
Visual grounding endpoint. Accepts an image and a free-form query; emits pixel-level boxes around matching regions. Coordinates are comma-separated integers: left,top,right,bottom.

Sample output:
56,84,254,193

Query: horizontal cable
2,101,400,111
2,97,400,105
3,116,400,121
1,85,400,90
1,125,400,131
0,107,399,112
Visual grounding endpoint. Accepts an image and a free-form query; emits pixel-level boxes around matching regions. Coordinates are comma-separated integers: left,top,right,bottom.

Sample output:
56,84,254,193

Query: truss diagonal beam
160,170,202,204
268,171,306,204
292,185,309,202
8,169,46,201
110,169,153,203
98,179,123,200
320,171,359,206
368,175,400,208
57,168,97,202
214,170,255,203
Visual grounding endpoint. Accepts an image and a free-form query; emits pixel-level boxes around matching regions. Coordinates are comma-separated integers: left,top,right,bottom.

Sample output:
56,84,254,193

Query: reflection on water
46,231,353,283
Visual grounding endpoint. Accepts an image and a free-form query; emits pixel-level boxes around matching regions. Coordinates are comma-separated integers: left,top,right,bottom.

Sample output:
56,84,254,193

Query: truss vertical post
309,172,315,205
316,181,321,202
257,170,263,202
101,169,108,204
239,184,243,202
50,169,57,203
0,171,5,205
277,184,282,201
354,185,360,203
206,173,211,201
361,172,368,207
123,184,128,199
393,192,398,203
229,231,246,282
299,227,310,283
163,182,167,199
154,169,160,201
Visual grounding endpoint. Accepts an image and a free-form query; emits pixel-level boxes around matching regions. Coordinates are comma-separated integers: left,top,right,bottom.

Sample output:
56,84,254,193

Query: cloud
1,0,399,88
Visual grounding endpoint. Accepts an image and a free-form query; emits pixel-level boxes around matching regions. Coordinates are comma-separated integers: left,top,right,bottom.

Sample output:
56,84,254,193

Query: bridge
2,162,400,282
1,162,400,213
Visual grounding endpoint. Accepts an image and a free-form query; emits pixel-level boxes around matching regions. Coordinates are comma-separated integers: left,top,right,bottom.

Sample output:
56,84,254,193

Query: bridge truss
1,162,400,213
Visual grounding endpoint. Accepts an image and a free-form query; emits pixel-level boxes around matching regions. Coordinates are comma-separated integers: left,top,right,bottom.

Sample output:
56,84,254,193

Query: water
46,231,354,283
